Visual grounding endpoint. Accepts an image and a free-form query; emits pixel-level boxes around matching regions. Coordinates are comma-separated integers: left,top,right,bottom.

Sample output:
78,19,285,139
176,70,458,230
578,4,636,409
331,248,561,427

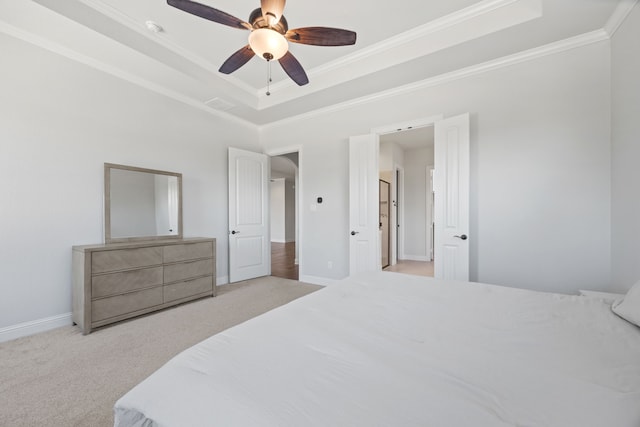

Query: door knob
454,234,468,240
231,230,240,235
351,231,359,236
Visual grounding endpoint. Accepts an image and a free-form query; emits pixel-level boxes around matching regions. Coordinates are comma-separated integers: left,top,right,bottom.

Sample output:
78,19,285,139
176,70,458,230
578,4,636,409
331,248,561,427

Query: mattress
114,272,640,426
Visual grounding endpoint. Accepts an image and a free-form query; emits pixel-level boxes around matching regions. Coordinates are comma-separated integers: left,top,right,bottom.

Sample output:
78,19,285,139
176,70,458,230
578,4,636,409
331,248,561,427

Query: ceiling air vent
205,97,235,112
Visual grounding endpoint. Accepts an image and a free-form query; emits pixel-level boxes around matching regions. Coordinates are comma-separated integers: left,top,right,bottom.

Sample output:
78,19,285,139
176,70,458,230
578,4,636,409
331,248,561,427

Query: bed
114,271,640,426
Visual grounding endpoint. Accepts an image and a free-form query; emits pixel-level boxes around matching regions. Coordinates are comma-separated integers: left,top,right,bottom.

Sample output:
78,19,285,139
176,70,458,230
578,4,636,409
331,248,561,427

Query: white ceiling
381,126,435,152
0,0,627,127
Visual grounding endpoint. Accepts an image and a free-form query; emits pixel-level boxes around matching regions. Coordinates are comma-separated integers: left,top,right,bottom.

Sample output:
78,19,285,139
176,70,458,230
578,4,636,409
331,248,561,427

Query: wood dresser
72,237,216,334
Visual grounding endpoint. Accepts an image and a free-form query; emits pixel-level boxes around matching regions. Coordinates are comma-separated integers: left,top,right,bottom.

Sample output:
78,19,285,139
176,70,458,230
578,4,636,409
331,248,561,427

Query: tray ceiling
0,0,628,126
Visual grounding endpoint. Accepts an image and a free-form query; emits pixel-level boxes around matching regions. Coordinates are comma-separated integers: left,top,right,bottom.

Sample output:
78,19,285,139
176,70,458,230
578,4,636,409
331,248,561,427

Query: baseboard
299,275,337,286
401,255,431,262
0,312,72,343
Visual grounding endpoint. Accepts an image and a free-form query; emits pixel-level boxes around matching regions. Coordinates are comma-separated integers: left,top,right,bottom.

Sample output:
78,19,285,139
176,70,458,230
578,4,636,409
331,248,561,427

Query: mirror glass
105,163,182,243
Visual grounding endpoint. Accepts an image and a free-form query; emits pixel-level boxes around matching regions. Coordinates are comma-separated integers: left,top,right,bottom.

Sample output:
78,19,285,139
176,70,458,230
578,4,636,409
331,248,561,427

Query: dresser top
73,237,215,252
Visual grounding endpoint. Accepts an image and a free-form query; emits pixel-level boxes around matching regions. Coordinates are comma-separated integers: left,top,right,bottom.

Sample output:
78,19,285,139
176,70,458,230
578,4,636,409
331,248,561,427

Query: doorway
269,152,299,280
379,126,435,277
349,113,469,280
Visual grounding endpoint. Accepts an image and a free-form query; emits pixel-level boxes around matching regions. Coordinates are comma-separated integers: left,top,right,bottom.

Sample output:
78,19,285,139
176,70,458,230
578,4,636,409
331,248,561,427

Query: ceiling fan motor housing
249,8,288,33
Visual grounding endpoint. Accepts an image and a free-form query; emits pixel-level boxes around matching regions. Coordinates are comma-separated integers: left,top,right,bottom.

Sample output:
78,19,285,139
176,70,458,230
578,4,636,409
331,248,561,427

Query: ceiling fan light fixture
249,28,288,61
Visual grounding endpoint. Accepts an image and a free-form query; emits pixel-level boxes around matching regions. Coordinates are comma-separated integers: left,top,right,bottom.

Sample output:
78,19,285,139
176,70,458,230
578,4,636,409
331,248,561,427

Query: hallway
384,260,434,277
271,242,298,280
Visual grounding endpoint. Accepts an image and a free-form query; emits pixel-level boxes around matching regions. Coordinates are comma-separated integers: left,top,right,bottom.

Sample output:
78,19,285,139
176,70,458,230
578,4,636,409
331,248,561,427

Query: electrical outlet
327,261,333,269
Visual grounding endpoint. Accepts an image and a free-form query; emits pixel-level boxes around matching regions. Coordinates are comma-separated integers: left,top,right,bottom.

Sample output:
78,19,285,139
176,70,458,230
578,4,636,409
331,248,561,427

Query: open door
349,134,380,275
433,113,470,281
228,147,270,283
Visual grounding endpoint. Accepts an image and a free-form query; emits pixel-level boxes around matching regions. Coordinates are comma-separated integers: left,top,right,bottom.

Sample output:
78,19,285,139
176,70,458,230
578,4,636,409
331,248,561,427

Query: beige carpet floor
0,276,323,427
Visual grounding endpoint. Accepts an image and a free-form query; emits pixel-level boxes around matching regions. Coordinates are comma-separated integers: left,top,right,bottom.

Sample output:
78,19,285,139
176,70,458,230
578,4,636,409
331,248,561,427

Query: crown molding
604,0,638,37
76,0,259,98
25,0,543,113
2,0,618,130
79,0,543,110
257,0,542,109
0,20,256,129
260,29,609,131
269,0,532,90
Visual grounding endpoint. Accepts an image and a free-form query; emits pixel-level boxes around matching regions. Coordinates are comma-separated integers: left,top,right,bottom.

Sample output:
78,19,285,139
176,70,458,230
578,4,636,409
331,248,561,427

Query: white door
228,147,270,283
434,113,470,281
349,134,380,275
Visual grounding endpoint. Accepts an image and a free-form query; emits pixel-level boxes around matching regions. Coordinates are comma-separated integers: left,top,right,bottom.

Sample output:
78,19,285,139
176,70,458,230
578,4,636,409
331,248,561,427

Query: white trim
31,0,541,111
0,313,72,343
257,0,542,109
217,275,230,286
263,145,303,157
604,0,638,37
260,30,609,130
0,20,256,129
66,0,259,97
313,0,532,77
299,275,335,286
371,115,444,136
2,4,614,129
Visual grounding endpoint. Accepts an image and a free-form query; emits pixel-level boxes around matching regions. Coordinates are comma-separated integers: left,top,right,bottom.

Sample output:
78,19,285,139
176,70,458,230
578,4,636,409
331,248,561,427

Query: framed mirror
104,163,182,243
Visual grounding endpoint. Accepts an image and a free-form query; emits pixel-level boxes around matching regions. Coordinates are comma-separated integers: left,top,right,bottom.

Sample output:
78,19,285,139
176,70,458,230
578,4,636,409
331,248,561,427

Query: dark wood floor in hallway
271,242,298,280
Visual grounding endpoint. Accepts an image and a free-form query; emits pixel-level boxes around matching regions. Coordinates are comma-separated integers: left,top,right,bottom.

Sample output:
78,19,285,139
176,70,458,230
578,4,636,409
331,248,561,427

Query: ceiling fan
167,0,357,87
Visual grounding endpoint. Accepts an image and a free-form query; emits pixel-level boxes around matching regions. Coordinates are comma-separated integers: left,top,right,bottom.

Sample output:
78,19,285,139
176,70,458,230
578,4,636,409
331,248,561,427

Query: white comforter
114,272,640,426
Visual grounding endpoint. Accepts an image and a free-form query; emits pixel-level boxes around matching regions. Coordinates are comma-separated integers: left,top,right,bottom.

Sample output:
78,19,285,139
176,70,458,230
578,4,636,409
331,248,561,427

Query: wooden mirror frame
104,163,183,244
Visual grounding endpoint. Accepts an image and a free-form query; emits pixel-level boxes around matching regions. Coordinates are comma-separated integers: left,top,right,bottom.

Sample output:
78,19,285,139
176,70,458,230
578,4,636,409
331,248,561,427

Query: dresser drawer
164,276,213,303
163,242,213,263
92,247,162,273
164,258,213,283
91,287,163,322
92,266,163,298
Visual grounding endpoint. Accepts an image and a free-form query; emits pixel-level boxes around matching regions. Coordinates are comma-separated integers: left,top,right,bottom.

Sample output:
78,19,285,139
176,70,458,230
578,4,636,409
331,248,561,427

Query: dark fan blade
285,27,356,46
167,0,250,30
219,45,255,74
261,0,286,25
279,51,309,86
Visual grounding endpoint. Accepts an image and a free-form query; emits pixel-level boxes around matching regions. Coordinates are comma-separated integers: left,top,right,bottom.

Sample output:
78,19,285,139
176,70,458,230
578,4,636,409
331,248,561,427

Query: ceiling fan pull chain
266,60,272,96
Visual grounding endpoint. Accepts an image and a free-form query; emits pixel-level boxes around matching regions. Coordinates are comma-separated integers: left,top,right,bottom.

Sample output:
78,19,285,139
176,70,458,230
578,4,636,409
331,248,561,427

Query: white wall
611,4,640,293
0,21,622,335
403,147,433,260
270,179,286,242
0,34,259,330
284,179,296,242
269,178,296,243
379,142,394,171
262,40,612,294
